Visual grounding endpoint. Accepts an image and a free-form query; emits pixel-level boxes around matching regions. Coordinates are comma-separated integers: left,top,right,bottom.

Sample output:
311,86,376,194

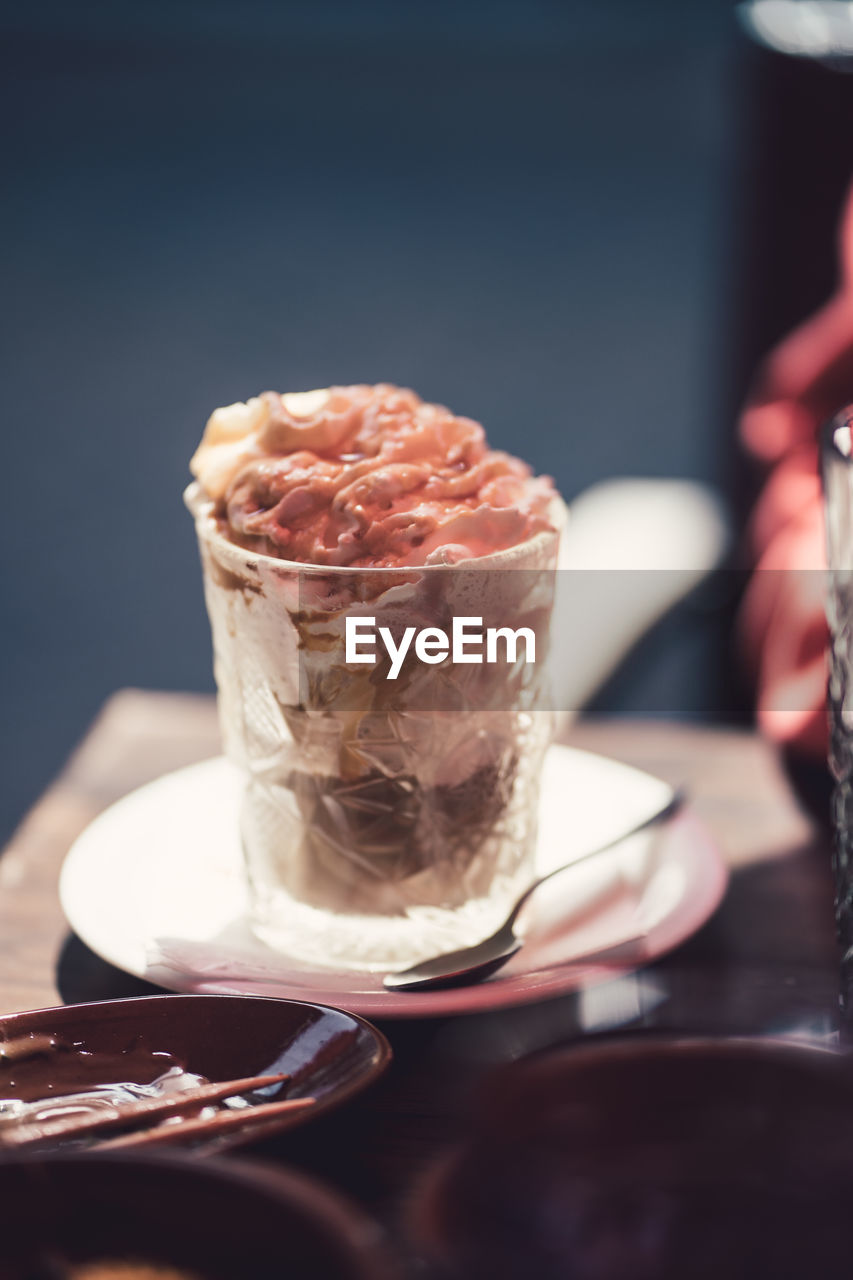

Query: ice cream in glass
186,384,565,970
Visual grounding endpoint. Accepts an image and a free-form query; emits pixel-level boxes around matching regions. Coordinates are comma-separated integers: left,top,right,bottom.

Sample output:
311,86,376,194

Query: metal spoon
383,788,686,992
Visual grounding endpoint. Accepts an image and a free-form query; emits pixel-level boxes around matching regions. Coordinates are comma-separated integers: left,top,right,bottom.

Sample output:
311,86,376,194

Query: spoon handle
504,787,687,929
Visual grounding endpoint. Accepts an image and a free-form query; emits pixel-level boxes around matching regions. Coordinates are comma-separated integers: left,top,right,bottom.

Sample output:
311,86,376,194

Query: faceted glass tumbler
822,409,853,1012
186,482,565,971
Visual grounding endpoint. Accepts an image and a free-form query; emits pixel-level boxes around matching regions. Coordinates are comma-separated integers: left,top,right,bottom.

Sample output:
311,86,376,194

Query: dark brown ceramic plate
412,1035,853,1280
0,994,391,1153
0,1149,399,1280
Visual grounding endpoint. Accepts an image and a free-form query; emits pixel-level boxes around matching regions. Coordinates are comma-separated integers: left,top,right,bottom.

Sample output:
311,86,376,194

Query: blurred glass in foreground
822,408,853,1015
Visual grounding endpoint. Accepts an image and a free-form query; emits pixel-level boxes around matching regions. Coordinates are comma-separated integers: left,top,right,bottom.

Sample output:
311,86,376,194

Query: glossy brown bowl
0,994,391,1152
0,1149,399,1280
412,1035,853,1280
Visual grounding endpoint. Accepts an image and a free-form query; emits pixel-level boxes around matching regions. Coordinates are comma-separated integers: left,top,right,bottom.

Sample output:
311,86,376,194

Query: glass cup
823,408,853,1013
186,482,566,971
819,404,853,1013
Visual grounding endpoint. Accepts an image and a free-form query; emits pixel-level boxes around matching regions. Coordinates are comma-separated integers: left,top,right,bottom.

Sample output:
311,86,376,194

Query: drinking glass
822,408,853,1011
186,482,565,971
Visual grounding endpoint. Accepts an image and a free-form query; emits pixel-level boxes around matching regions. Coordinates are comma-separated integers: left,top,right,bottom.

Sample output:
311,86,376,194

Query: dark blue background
0,1,781,841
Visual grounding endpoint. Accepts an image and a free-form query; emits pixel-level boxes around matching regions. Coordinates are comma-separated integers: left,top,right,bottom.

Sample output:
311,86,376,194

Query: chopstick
0,1072,291,1150
98,1095,316,1149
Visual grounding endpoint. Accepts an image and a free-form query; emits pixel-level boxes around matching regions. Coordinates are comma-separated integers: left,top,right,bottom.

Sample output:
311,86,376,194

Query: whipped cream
190,385,558,568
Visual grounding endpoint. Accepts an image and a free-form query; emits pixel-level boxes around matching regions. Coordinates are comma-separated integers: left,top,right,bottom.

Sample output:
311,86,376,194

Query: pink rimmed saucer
59,745,727,1018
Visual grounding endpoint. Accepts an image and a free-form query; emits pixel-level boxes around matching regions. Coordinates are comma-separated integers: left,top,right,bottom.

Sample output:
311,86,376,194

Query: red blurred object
741,185,853,758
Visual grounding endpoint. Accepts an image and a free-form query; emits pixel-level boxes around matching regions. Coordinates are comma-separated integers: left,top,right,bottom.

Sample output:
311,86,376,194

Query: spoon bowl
383,927,523,992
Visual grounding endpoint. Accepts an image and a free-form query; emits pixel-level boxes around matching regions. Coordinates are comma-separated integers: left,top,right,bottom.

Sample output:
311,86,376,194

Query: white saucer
59,745,727,1019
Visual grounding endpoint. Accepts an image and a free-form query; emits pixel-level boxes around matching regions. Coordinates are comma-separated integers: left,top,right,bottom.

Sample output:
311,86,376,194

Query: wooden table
0,690,840,1224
